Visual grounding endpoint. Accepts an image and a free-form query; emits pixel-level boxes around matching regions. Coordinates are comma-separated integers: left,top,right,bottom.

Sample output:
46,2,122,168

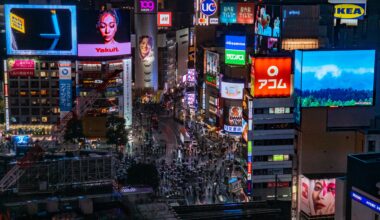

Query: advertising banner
158,12,172,27
251,57,292,98
225,35,246,65
220,3,237,24
7,59,35,77
123,59,133,128
282,5,320,38
77,9,131,57
224,106,243,133
205,50,220,87
59,61,72,113
237,3,254,24
135,12,158,90
301,177,336,217
196,0,219,25
5,4,77,56
220,81,244,100
295,50,375,107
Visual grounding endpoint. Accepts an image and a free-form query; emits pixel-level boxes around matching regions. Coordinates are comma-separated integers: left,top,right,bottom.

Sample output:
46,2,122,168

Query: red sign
158,12,172,27
267,182,290,188
237,3,254,24
252,57,292,97
8,60,35,77
247,162,252,174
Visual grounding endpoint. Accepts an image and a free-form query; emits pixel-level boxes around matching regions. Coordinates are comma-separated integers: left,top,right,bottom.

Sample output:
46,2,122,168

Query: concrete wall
299,108,365,174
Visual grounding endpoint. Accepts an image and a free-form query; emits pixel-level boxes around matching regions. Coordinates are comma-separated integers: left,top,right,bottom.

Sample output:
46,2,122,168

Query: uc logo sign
201,0,217,16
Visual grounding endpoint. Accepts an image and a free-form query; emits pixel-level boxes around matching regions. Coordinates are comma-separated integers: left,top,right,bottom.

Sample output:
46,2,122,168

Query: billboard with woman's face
301,177,336,217
77,9,131,57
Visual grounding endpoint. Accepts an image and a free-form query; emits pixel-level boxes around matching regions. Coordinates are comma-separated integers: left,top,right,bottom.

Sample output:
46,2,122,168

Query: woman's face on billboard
140,37,151,57
99,13,117,44
312,180,336,214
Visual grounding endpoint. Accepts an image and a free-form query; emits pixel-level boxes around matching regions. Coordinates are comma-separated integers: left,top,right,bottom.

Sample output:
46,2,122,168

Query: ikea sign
334,4,365,19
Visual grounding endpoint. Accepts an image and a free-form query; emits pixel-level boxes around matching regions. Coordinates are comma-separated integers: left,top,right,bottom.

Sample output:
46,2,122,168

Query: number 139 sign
251,57,292,98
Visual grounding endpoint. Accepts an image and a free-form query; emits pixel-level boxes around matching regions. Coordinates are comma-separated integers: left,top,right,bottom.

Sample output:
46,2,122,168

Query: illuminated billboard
334,4,365,20
204,51,220,87
225,35,246,65
7,59,35,77
157,12,172,27
224,106,243,133
255,5,281,38
220,81,244,100
136,0,157,13
77,9,131,57
282,5,320,38
295,50,375,107
5,4,77,56
220,3,254,24
196,0,219,25
251,57,292,98
301,177,336,217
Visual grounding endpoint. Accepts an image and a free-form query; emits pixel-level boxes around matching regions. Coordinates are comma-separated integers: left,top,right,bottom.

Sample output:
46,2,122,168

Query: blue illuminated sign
351,191,380,213
225,35,246,51
59,80,72,112
201,0,217,16
5,4,77,56
220,3,237,24
12,135,30,146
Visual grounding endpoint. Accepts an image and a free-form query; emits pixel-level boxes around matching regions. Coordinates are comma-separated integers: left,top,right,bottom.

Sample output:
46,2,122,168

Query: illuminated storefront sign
251,57,292,97
136,0,157,13
224,106,243,133
123,59,133,128
334,4,365,19
351,191,380,213
59,61,72,114
158,12,172,27
204,50,220,88
5,4,77,56
220,3,237,24
225,35,246,65
196,0,219,25
7,59,35,77
237,3,254,24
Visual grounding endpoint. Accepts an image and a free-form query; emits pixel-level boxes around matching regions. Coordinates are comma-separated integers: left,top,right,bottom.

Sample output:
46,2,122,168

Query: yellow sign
334,4,365,19
10,13,25,33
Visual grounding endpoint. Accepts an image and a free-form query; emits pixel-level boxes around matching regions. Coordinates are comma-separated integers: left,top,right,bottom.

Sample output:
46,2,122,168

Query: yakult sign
137,0,156,13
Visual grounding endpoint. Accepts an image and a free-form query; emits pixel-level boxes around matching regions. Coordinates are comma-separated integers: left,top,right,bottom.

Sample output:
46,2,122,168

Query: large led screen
224,106,243,133
205,51,220,87
295,50,375,107
5,4,77,56
77,9,131,57
220,81,244,100
301,177,336,217
255,5,281,38
251,57,292,98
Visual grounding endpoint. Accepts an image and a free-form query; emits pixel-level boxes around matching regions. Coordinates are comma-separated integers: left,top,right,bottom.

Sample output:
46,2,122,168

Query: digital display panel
12,135,31,147
282,5,320,38
77,9,131,57
205,51,220,87
220,81,244,100
224,106,243,133
295,50,375,107
255,5,281,38
301,177,336,217
251,57,292,98
5,4,77,56
225,35,246,65
220,3,254,24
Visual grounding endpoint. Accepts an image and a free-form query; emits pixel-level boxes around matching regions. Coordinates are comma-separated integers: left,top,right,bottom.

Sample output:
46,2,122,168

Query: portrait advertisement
134,13,158,90
301,177,336,217
77,9,131,57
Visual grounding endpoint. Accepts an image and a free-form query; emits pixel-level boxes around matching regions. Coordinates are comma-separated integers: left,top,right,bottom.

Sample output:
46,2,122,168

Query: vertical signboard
4,60,10,131
204,50,220,88
59,61,72,119
135,0,158,90
123,59,133,128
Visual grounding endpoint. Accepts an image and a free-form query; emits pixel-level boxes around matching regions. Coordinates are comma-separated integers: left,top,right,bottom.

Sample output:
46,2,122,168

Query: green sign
225,49,246,65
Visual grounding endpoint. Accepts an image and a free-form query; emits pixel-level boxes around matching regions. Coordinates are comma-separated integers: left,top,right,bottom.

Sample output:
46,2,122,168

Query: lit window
273,155,284,161
40,72,47,77
41,117,48,123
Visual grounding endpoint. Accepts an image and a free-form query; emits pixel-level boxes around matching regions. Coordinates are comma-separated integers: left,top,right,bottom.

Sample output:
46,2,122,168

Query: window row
10,107,60,115
254,123,294,130
253,155,292,162
254,107,293,115
254,139,294,146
